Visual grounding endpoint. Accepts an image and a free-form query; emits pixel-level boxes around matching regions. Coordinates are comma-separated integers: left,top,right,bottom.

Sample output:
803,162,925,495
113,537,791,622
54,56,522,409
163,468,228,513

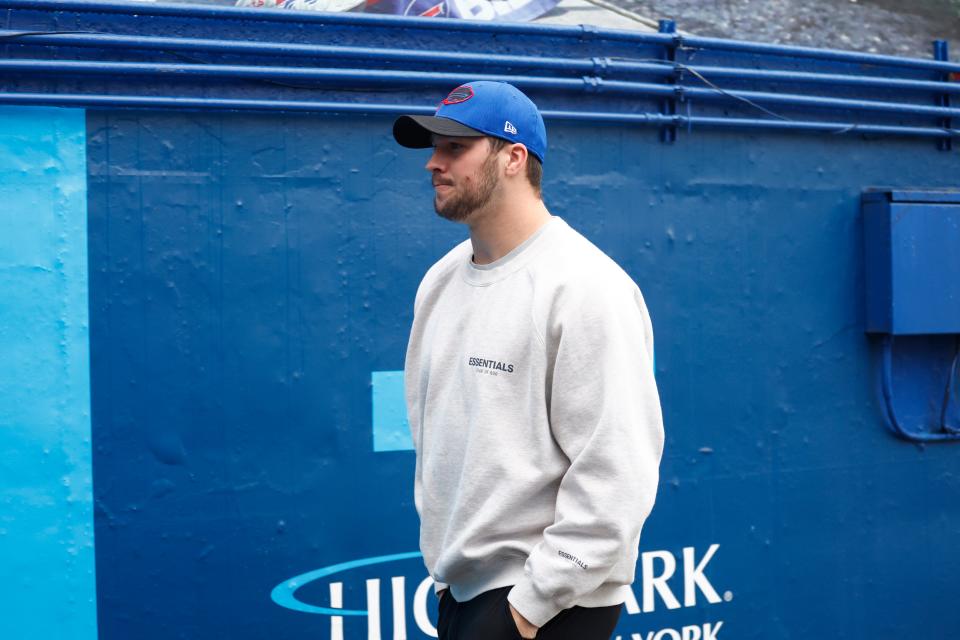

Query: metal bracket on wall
934,40,953,152
659,19,678,144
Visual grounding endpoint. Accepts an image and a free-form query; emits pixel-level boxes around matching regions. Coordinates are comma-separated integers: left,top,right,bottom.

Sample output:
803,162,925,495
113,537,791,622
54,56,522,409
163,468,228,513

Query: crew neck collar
461,216,565,286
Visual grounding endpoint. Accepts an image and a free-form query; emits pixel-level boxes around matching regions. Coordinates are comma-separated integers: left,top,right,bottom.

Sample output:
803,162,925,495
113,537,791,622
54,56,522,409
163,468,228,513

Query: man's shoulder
417,237,471,294
533,220,640,296
532,222,652,337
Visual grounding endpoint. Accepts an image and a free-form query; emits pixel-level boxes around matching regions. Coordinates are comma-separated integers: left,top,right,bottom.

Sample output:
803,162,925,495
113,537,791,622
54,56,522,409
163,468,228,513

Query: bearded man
393,81,664,640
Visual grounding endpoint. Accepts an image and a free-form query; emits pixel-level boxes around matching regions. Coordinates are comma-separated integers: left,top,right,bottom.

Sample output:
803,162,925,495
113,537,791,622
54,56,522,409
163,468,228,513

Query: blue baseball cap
393,81,547,163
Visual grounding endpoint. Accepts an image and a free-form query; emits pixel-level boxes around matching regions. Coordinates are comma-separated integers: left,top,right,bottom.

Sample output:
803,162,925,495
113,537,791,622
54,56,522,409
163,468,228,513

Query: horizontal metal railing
0,0,956,140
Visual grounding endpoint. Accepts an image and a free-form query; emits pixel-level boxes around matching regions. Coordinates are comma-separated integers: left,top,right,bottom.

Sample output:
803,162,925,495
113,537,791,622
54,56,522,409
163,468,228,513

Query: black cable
610,56,799,122
940,335,960,434
881,335,960,442
0,30,95,40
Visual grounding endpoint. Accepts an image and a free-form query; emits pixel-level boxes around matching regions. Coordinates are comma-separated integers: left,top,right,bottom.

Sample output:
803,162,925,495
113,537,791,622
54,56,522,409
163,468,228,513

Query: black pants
437,586,621,640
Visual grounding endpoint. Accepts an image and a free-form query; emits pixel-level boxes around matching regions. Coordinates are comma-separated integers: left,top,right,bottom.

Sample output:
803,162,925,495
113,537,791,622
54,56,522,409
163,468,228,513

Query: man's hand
508,602,539,639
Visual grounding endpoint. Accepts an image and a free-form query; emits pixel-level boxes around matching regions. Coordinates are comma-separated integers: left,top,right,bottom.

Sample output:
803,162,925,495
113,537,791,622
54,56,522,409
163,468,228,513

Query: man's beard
434,151,499,222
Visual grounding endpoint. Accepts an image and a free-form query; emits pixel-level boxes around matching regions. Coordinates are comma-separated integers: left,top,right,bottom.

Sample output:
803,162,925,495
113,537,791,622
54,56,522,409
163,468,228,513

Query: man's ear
503,143,529,178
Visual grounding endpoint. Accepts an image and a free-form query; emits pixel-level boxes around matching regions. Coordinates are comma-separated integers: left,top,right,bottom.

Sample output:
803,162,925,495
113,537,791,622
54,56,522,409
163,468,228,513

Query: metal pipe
0,58,619,89
2,30,958,99
659,115,959,137
0,91,955,139
676,64,960,95
0,30,598,75
676,33,960,75
935,40,953,152
4,59,960,120
658,18,679,144
677,83,960,119
3,0,959,75
562,109,960,137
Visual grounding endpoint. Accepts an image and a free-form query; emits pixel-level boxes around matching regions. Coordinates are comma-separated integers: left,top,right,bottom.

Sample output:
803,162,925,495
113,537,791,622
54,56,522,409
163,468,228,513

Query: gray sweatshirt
404,216,664,627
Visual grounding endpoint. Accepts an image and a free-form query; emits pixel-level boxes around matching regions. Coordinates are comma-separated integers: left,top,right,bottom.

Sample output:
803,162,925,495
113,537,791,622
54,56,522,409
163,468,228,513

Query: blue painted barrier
1,2,959,639
0,106,97,640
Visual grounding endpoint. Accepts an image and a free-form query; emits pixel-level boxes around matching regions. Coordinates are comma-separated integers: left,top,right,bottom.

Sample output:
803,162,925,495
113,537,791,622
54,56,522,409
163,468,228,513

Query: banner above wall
235,0,561,21
363,0,559,20
235,0,366,11
232,0,660,28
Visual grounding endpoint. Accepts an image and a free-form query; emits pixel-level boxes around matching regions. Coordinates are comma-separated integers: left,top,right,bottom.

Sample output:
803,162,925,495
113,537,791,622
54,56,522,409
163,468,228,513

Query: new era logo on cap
504,121,518,135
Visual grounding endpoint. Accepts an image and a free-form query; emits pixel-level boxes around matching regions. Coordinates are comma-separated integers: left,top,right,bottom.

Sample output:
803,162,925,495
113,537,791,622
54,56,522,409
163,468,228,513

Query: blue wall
1,3,960,639
0,106,98,640
82,109,960,639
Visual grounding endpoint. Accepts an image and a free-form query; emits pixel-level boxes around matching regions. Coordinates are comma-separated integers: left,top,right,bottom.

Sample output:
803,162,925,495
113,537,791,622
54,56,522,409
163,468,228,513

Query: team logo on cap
418,1,444,15
442,85,474,105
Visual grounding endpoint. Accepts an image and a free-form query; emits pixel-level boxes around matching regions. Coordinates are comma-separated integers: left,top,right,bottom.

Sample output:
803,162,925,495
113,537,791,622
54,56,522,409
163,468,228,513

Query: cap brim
393,115,485,149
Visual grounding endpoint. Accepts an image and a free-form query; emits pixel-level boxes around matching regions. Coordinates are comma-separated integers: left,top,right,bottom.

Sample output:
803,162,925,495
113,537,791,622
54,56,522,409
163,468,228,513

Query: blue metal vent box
862,190,960,335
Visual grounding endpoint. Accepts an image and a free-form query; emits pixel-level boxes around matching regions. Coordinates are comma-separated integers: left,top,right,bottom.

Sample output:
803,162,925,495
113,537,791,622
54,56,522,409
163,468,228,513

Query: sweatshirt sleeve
507,281,665,627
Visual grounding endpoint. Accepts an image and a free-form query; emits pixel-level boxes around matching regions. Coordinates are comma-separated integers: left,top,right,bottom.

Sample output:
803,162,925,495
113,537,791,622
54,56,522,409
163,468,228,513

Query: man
394,81,664,640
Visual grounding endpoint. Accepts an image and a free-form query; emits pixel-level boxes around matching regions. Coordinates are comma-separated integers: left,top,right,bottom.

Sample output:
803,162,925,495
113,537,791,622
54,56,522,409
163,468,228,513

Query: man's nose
425,150,442,172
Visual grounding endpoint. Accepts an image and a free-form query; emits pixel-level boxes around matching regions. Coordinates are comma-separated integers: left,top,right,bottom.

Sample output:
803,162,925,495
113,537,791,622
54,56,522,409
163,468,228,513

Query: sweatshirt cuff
507,578,561,628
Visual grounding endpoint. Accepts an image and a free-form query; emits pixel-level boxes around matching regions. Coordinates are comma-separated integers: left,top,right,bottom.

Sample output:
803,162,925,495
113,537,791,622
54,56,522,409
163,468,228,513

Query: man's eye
431,141,463,152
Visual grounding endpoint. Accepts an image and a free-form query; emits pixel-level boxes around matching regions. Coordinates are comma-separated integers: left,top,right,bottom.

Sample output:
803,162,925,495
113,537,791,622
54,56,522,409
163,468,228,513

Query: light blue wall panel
372,370,413,452
0,107,97,640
